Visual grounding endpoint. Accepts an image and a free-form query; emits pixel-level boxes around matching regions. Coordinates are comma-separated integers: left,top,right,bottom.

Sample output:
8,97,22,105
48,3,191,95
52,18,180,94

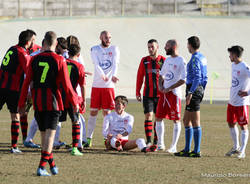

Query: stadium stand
0,0,250,18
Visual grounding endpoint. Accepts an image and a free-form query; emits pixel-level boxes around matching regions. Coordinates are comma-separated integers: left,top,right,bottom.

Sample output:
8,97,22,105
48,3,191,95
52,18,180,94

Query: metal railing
1,0,250,18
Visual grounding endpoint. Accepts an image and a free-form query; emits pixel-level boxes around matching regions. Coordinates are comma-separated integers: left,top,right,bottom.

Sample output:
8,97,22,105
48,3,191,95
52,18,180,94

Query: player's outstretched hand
18,106,26,116
85,71,93,76
136,95,141,102
238,90,248,97
111,76,119,83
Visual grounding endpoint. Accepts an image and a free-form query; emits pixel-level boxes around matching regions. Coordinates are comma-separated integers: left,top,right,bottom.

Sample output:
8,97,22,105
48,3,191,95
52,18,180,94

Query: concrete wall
0,16,250,101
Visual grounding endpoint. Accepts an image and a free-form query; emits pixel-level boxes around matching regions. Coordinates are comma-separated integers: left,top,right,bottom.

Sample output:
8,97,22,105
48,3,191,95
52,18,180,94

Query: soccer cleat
53,141,66,149
24,141,40,148
10,147,22,154
115,139,123,151
146,144,158,152
37,168,51,176
188,151,201,158
157,145,166,151
83,138,92,148
50,166,59,175
237,152,246,159
166,147,177,154
71,147,83,156
225,147,240,157
174,149,190,157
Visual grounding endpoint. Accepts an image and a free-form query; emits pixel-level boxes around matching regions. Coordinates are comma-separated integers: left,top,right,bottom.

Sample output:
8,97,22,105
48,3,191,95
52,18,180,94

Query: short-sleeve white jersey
91,45,120,88
102,111,134,140
160,56,186,97
229,61,250,106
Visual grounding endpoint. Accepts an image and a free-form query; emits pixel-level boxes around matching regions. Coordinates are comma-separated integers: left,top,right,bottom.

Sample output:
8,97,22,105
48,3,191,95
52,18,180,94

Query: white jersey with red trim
160,56,186,98
230,61,250,106
91,45,120,88
102,111,134,140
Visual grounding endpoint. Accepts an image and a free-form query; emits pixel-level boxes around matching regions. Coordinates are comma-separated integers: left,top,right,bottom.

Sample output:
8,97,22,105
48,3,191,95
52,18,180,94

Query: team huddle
0,29,249,177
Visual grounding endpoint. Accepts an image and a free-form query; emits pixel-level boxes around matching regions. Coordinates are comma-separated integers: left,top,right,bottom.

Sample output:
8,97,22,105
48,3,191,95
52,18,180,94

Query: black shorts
143,96,159,114
35,111,61,131
59,107,79,123
0,89,20,113
185,85,204,112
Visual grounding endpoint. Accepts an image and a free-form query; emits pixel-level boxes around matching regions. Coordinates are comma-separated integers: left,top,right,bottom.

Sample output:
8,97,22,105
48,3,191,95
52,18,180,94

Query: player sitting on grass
103,95,157,152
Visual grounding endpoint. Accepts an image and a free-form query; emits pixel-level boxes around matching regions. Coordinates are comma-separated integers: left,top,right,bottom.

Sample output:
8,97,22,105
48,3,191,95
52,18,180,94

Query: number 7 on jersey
39,62,49,83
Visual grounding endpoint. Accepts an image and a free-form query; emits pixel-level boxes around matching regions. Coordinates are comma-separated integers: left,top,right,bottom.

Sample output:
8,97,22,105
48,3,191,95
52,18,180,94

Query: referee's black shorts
143,96,159,114
185,84,204,112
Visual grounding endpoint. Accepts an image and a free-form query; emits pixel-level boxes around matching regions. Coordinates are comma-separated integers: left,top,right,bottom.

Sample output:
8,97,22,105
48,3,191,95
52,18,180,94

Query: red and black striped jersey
62,58,85,108
136,55,166,98
0,45,30,92
18,51,78,111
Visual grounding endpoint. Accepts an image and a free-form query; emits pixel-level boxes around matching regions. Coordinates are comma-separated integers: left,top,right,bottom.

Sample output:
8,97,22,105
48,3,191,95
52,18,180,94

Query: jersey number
39,62,49,83
67,65,72,76
2,50,13,66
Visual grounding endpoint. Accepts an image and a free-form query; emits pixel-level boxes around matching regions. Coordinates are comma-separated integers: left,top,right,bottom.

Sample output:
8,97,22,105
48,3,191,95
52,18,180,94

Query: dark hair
18,30,34,47
188,36,200,50
26,29,36,36
67,35,80,48
68,44,81,57
57,37,68,50
115,95,128,106
228,45,244,58
44,31,57,46
148,39,158,44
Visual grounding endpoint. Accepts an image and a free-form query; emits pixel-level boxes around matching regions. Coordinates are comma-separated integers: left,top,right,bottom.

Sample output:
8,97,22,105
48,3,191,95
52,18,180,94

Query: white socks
136,138,146,150
156,121,165,147
230,126,240,150
240,129,249,153
25,118,38,142
79,114,87,143
54,122,62,145
170,122,181,150
87,115,97,139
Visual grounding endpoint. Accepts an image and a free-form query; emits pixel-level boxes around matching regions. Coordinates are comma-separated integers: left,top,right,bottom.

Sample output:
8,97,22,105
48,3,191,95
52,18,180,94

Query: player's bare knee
145,113,153,121
11,113,19,121
241,124,248,130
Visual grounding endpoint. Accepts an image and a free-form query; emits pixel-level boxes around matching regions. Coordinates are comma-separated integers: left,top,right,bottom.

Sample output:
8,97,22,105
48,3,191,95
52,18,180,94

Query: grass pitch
0,102,249,184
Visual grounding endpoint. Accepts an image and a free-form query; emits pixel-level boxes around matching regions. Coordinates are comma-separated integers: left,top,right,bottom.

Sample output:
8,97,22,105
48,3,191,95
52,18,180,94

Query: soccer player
18,31,79,176
155,40,186,153
0,30,32,153
136,39,165,147
103,96,157,152
59,44,86,155
20,29,40,144
225,46,250,159
175,36,207,157
85,30,120,147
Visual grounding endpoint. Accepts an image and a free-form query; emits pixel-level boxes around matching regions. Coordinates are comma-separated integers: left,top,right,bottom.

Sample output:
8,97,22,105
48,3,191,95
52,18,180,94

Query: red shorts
155,91,181,120
227,104,249,126
90,87,115,110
